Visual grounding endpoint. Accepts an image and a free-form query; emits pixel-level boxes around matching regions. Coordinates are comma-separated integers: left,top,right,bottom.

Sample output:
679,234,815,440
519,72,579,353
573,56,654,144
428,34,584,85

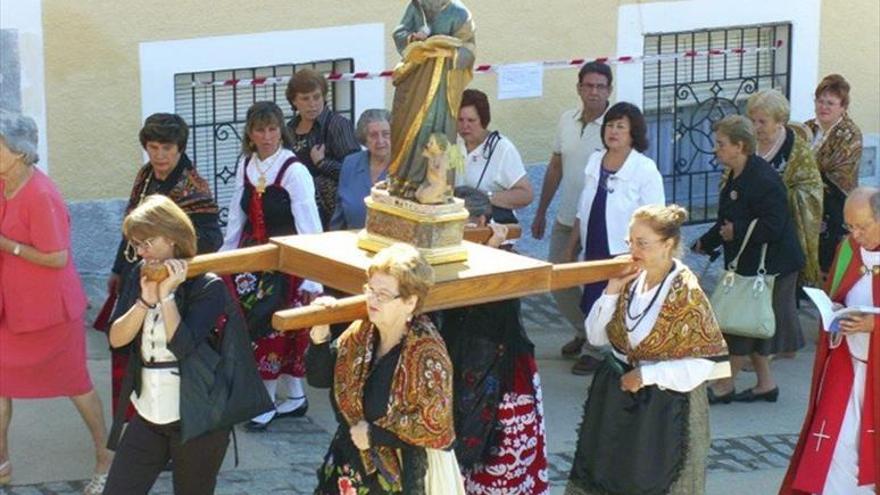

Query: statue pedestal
357,186,469,264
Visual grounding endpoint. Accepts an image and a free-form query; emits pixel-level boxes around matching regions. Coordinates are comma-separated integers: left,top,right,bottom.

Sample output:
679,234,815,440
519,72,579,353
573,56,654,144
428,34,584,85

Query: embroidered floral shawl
607,266,728,363
806,114,863,194
126,154,219,216
333,316,455,490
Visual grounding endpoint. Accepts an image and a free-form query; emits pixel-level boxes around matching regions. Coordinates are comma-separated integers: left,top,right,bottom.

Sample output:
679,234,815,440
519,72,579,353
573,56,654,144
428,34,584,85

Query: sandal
82,472,108,495
0,459,11,485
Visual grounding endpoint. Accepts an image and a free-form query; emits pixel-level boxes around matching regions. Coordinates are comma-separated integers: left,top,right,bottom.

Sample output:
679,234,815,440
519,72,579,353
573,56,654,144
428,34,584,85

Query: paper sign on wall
497,63,544,100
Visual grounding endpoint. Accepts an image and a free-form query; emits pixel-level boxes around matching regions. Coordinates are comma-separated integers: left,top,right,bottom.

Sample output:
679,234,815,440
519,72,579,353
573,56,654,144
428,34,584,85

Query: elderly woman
442,186,548,494
806,74,864,273
103,195,266,494
329,109,392,231
222,101,323,429
456,89,533,223
564,101,666,375
566,204,729,495
0,111,112,494
286,68,361,228
695,115,804,404
747,90,823,286
307,244,460,494
746,90,823,357
99,113,222,414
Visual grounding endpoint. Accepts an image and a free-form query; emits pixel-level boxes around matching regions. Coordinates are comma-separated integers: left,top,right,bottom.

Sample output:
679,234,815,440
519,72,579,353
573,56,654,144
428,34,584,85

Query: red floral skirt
463,354,549,495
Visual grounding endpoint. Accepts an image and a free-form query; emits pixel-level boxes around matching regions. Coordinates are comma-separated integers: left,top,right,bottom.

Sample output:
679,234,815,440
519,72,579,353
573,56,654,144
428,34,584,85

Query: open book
803,287,880,332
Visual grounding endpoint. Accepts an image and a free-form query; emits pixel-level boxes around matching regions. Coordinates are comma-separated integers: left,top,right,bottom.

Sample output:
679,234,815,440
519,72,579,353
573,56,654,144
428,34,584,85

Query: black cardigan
699,155,804,277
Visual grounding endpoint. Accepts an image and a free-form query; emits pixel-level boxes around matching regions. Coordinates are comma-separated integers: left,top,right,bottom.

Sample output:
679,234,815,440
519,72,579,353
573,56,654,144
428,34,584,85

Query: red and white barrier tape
190,40,783,88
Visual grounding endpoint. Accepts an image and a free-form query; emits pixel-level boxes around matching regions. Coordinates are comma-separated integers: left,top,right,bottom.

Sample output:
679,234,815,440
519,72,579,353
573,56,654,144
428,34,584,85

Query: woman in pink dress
0,112,112,494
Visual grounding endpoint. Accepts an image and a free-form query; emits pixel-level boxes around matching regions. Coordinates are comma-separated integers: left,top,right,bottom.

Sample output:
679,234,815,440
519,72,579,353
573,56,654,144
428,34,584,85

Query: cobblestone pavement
0,429,799,494
2,259,789,495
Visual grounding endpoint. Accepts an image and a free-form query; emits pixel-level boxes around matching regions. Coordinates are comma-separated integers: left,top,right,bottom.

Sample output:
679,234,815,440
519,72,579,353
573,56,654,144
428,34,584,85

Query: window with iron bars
173,58,355,226
642,23,792,224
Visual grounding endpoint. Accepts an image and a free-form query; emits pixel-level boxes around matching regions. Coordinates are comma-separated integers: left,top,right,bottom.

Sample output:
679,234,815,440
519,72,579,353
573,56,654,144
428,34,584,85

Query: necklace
253,151,278,195
759,127,786,162
624,264,675,333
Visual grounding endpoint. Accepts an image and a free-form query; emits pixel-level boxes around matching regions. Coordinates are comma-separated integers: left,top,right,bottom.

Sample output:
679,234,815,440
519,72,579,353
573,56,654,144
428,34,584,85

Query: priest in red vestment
781,186,879,494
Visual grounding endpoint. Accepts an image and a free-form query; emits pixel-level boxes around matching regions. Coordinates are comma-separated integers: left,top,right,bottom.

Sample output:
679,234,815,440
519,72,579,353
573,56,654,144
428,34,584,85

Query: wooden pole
186,244,279,277
271,257,632,331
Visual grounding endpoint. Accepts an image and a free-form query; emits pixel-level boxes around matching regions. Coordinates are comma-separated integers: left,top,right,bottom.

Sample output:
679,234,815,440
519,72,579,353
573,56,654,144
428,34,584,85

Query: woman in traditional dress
455,89,533,223
221,101,323,429
564,101,666,375
745,89,823,357
306,244,461,494
99,113,222,415
103,196,244,495
285,69,360,227
695,115,804,404
806,74,863,274
442,186,548,494
329,109,392,231
565,204,729,495
0,111,112,494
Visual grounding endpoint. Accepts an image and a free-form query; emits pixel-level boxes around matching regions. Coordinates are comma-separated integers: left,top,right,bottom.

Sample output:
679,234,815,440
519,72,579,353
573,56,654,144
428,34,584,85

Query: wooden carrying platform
187,230,632,331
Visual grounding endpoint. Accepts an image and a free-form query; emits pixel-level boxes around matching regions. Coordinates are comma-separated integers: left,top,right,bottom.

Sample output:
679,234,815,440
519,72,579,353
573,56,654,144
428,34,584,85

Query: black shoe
707,387,735,405
732,387,779,403
245,412,276,431
276,399,309,418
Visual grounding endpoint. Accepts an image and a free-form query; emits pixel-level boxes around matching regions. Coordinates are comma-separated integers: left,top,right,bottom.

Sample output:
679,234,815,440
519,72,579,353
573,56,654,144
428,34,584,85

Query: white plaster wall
0,0,49,172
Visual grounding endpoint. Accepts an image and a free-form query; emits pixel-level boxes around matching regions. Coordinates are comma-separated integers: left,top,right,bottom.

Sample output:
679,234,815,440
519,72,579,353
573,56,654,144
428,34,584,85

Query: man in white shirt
531,62,612,375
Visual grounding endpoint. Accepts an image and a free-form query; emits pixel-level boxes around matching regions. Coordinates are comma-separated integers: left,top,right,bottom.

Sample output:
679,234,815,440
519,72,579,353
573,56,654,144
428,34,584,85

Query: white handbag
709,219,777,339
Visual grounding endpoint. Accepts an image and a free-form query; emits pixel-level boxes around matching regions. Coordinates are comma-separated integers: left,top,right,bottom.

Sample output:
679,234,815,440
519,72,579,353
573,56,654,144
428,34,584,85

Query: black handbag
177,286,275,443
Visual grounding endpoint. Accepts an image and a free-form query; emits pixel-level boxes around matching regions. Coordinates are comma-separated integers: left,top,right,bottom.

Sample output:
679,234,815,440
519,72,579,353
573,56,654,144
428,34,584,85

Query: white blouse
455,133,527,194
585,260,719,392
575,149,666,257
221,147,323,294
131,307,180,424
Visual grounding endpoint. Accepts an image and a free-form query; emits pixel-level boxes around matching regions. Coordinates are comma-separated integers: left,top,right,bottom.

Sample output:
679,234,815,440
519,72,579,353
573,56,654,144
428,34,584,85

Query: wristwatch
12,243,21,256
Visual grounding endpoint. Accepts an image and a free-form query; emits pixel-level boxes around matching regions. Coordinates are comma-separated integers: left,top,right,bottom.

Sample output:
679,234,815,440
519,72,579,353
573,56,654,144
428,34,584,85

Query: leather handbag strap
727,219,768,273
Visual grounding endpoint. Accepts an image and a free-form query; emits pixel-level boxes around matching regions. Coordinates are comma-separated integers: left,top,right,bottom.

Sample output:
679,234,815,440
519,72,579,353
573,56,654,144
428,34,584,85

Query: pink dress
0,170,93,398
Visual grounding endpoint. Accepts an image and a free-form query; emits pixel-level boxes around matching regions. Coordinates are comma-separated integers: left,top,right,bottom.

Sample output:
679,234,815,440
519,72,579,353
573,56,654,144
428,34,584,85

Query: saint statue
387,0,475,201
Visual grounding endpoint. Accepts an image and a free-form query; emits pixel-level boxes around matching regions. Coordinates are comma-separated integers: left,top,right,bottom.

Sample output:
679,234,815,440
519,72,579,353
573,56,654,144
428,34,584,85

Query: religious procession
0,1,877,494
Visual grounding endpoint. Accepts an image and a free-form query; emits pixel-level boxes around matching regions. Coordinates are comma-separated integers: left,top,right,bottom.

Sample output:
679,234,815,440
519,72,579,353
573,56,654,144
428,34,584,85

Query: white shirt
576,149,666,256
553,107,606,226
585,260,718,392
841,246,879,362
456,133,527,194
222,147,323,293
131,307,180,424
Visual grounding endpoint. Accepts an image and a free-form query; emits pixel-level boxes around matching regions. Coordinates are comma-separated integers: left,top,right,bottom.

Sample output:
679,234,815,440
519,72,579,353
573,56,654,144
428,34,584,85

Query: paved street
1,167,817,494
1,287,818,495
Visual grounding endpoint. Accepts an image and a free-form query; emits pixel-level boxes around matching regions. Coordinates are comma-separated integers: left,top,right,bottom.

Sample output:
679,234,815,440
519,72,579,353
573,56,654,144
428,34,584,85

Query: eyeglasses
130,237,158,251
815,97,842,108
578,82,609,92
362,283,401,304
624,237,664,250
